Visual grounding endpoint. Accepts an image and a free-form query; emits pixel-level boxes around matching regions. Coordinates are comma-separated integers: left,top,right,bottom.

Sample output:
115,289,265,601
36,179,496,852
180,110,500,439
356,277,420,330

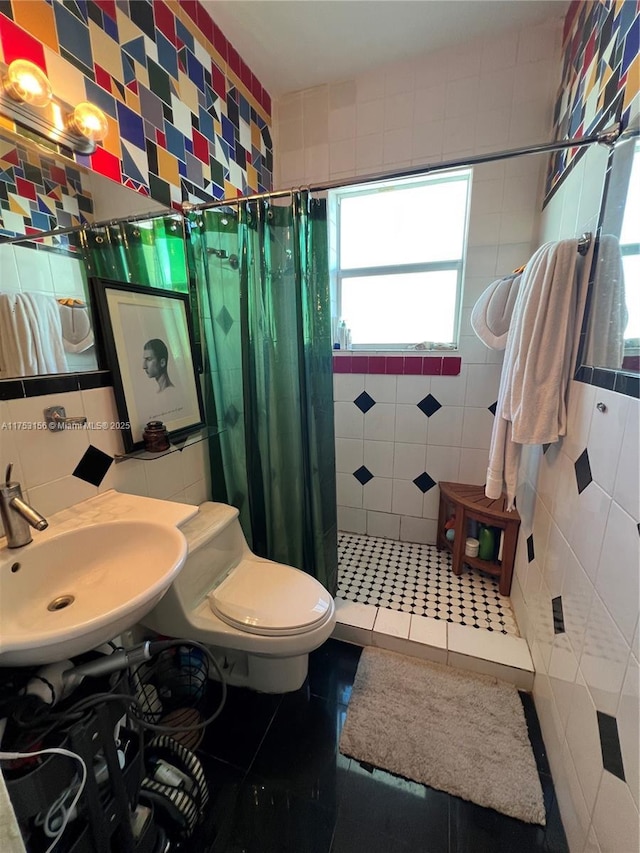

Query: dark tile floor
189,640,568,853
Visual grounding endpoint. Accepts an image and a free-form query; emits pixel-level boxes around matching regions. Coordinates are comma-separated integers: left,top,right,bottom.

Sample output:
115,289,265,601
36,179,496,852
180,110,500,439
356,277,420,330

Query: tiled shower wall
509,139,639,853
274,18,565,542
333,365,502,542
273,17,562,190
509,5,640,848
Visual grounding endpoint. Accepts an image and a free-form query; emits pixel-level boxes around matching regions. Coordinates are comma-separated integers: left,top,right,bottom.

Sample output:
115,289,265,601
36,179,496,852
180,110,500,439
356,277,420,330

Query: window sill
332,352,461,376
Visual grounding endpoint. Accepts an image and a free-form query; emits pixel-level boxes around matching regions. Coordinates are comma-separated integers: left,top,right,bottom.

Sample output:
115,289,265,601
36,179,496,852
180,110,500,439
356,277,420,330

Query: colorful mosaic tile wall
0,0,272,237
0,136,93,238
544,0,639,203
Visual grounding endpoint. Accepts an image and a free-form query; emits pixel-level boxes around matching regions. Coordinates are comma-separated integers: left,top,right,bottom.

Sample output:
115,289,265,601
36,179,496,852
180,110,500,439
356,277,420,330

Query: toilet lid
208,559,332,636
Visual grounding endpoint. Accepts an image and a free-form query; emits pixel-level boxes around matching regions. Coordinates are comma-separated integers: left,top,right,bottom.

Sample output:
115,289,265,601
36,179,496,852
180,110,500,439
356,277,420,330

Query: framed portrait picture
90,278,205,452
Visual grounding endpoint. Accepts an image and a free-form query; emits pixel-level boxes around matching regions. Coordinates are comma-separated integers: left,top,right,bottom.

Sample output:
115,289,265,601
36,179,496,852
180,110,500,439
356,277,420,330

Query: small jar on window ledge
143,421,170,452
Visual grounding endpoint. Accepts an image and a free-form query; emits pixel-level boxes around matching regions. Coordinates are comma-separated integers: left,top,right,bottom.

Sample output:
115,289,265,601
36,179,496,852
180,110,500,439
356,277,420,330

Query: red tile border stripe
332,354,461,376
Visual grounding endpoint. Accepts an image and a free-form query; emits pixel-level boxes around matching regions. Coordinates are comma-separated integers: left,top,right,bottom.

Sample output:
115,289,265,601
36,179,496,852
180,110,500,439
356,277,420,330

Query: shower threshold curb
332,597,534,691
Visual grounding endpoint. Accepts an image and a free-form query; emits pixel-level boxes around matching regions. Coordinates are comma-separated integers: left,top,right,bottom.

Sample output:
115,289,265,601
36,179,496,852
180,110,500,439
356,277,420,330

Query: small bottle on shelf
339,320,348,349
142,420,170,452
478,525,495,561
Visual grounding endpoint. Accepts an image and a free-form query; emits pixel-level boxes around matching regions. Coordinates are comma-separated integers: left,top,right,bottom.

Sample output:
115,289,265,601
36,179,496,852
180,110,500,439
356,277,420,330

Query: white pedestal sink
0,492,194,666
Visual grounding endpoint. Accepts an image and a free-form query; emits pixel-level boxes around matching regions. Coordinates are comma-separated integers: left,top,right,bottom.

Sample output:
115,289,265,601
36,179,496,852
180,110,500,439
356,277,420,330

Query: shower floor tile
337,532,520,636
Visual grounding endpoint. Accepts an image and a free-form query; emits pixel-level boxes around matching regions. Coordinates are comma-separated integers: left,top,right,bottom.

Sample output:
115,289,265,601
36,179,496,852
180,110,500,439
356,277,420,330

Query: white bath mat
339,647,545,825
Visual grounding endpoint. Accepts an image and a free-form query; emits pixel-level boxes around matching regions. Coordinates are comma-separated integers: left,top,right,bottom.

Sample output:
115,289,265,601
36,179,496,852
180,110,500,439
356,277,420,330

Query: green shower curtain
190,192,338,594
80,216,189,292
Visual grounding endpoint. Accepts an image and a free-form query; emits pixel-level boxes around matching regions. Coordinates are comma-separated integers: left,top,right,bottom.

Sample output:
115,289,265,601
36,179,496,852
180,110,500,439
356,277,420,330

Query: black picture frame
90,277,205,452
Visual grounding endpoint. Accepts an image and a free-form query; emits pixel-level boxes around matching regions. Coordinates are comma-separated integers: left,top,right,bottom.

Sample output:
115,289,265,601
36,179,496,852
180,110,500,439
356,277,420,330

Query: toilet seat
208,559,332,637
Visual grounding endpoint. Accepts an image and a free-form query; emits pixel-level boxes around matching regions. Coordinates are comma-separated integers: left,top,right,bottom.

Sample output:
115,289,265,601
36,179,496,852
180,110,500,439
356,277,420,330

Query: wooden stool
436,482,521,596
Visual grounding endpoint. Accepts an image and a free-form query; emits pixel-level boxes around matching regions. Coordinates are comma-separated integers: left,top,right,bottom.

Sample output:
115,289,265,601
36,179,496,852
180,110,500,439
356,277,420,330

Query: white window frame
330,170,472,351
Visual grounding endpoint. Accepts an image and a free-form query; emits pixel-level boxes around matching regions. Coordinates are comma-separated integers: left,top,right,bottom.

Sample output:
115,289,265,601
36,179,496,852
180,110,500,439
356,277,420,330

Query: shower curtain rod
1,206,183,245
186,122,622,212
1,124,621,245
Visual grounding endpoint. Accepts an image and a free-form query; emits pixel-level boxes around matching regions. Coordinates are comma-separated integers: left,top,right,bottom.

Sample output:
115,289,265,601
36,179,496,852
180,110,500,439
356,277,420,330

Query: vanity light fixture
2,59,52,107
66,102,108,144
0,59,107,154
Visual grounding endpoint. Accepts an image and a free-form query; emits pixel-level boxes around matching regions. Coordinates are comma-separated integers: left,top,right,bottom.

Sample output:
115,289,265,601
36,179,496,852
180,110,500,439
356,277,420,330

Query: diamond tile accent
488,401,497,416
542,443,551,454
574,448,593,494
215,306,234,335
224,404,239,427
527,534,535,563
353,465,374,485
417,394,442,418
551,596,565,634
413,472,436,493
354,391,376,414
597,711,626,781
72,445,113,487
337,532,520,635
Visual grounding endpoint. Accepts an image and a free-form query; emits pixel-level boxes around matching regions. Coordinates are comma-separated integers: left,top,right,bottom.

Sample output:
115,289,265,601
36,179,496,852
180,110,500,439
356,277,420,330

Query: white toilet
142,502,336,693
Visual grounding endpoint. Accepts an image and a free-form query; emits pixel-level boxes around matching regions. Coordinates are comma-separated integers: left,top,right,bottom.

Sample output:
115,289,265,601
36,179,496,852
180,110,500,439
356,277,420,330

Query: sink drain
48,595,75,612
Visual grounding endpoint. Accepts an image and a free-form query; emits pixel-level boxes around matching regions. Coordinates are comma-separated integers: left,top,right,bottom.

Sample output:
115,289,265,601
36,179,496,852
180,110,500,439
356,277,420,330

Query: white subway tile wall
0,388,211,532
334,369,500,542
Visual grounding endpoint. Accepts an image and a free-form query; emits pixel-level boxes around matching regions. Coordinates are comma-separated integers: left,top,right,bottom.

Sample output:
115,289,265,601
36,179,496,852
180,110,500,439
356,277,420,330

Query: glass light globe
3,59,52,107
67,102,108,143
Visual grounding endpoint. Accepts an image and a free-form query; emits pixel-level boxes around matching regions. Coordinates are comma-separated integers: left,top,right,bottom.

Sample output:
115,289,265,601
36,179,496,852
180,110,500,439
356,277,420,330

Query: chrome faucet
0,464,48,548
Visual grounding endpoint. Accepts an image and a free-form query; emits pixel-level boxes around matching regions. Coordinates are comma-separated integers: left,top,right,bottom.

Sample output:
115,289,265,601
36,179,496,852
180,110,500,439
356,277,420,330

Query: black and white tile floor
337,532,520,636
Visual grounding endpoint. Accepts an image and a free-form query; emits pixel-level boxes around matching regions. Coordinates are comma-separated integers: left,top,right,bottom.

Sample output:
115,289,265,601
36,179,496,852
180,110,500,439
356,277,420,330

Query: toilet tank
166,502,249,610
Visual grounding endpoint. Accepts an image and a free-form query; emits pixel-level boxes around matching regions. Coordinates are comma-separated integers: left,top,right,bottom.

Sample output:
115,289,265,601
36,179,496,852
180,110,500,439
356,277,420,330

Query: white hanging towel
486,239,581,508
0,292,69,378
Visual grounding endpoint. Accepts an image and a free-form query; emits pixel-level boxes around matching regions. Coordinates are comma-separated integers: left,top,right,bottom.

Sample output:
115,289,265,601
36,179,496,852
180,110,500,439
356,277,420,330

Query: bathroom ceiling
204,0,569,97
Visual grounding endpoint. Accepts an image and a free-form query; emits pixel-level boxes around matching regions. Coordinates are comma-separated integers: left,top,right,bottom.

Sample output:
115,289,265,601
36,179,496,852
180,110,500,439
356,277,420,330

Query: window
330,170,471,350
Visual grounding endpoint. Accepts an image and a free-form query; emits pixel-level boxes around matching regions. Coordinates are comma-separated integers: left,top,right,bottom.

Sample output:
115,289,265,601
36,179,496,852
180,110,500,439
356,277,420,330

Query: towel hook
577,233,592,255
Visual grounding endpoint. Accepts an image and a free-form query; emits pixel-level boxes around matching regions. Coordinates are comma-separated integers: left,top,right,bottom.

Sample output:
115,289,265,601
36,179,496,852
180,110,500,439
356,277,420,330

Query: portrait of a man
143,338,175,392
